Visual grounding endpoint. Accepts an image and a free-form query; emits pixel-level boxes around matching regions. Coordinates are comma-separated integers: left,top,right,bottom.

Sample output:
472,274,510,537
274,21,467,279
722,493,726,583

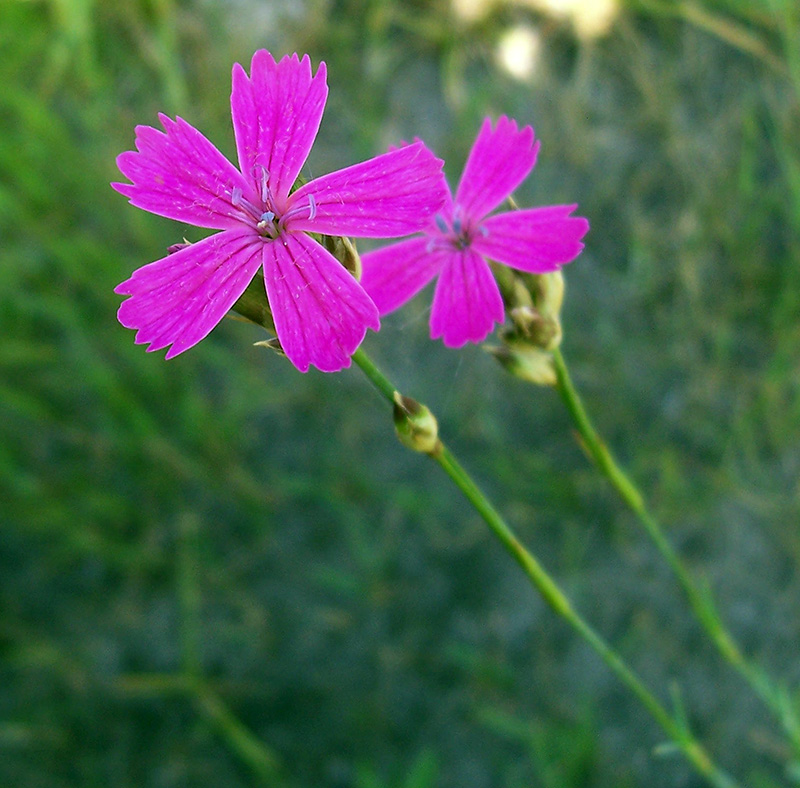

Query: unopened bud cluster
488,266,566,386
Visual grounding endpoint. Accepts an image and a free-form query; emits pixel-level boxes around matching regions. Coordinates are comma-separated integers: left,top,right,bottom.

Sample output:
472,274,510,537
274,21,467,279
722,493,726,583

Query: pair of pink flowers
114,50,589,372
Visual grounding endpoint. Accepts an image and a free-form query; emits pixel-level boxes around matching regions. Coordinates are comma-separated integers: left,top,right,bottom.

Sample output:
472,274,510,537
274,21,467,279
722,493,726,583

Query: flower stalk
231,273,738,786
550,345,800,754
349,346,740,788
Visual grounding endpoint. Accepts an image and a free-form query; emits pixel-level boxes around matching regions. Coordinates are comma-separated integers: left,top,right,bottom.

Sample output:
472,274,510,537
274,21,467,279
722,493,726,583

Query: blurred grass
1,0,799,787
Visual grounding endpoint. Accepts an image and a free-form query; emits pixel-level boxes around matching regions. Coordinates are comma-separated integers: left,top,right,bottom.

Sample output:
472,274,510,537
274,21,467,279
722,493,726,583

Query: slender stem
172,507,282,780
193,685,282,780
551,346,800,751
351,348,740,788
637,0,786,75
351,347,396,402
115,673,282,781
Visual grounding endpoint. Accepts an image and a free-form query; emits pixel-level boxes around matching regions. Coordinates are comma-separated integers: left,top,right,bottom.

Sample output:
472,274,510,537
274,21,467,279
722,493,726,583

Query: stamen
229,185,268,224
259,166,270,204
279,196,318,229
256,210,278,237
434,214,449,235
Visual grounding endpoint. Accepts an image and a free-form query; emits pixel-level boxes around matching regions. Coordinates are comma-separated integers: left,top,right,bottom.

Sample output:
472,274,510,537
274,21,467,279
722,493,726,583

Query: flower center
256,210,278,238
229,167,317,240
431,207,487,252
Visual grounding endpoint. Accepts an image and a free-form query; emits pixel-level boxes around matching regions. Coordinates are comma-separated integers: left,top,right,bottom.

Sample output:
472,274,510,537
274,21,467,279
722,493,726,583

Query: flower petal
472,205,589,272
288,142,447,238
262,233,380,373
231,51,327,204
430,248,504,347
360,237,447,315
115,229,263,358
454,116,539,222
113,115,251,230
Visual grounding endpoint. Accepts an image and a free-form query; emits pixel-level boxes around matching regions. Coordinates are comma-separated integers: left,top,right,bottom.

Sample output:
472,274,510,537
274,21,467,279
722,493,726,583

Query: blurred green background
2,0,799,786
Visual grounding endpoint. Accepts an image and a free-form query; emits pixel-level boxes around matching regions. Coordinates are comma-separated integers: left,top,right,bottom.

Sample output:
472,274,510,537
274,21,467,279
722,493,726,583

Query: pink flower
360,117,590,347
113,51,446,372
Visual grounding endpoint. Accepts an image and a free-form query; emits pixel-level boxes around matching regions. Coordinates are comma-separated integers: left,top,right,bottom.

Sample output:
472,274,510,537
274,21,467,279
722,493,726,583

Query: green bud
507,307,562,351
323,234,362,279
529,270,565,320
491,263,534,311
492,266,564,351
486,344,557,387
393,392,440,454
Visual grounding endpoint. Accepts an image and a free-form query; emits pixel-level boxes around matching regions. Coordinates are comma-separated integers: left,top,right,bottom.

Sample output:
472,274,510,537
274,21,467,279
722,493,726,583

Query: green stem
636,0,786,75
193,684,282,781
115,673,282,781
169,503,282,781
351,348,740,788
551,346,800,752
351,347,396,402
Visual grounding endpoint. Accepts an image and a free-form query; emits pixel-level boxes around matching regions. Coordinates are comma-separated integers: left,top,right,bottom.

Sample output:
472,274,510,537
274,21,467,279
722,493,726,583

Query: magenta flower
360,116,590,347
113,51,446,372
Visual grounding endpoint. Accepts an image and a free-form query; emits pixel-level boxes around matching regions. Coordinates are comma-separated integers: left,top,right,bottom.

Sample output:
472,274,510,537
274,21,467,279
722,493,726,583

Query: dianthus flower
360,117,589,347
113,50,446,372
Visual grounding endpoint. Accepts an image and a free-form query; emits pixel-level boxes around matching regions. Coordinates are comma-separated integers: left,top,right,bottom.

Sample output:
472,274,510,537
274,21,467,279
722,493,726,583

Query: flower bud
323,234,362,279
486,344,557,387
492,265,565,352
528,270,565,321
508,306,561,349
492,263,534,311
393,393,440,454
